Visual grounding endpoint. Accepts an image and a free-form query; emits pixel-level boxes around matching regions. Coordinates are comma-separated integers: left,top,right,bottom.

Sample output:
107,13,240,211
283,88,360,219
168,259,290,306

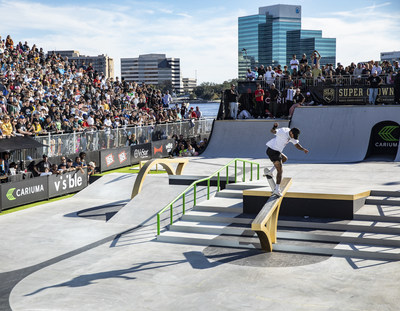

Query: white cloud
0,0,239,83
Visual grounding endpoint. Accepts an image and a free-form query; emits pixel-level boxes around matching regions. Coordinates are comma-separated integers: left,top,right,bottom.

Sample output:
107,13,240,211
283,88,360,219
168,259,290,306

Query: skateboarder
264,122,309,196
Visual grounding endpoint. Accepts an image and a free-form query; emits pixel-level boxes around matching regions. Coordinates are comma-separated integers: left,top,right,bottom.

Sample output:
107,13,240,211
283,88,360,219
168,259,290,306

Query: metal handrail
156,158,260,235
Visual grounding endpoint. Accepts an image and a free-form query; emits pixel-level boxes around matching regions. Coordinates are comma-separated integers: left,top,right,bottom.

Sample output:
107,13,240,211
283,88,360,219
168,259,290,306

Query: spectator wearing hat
304,92,315,106
87,161,96,178
15,115,32,136
299,53,308,66
1,115,14,138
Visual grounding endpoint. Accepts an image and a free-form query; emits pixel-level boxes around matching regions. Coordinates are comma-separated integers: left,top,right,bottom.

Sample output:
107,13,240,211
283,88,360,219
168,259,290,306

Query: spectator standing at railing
265,66,275,86
34,154,51,175
226,84,239,119
246,68,256,81
258,65,266,80
299,53,308,67
371,61,382,75
268,83,280,119
310,50,321,68
15,116,32,136
255,83,264,118
353,63,364,84
195,106,202,119
252,67,259,80
367,71,382,105
290,55,299,73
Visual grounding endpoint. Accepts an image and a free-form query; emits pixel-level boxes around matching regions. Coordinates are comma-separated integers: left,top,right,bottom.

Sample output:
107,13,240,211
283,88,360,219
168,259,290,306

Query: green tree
158,80,173,93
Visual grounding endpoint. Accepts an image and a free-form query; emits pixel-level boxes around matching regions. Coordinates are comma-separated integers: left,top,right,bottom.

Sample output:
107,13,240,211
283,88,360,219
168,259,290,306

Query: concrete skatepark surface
1,111,400,310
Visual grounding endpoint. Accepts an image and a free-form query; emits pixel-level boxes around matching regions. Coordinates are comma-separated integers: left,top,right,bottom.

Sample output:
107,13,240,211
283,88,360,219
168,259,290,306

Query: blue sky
0,0,399,83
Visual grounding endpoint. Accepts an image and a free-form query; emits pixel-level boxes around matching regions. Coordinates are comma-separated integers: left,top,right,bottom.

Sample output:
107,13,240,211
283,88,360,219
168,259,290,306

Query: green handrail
157,158,260,235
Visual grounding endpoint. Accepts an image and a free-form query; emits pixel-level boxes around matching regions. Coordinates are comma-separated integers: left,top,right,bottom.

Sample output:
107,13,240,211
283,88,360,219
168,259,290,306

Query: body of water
180,101,220,118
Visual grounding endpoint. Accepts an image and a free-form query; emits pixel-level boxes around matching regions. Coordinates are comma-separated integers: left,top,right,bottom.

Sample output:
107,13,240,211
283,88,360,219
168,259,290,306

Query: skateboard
264,172,276,192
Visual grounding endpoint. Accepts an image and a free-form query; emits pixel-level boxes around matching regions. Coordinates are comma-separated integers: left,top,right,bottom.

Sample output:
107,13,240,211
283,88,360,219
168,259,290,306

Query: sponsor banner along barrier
99,147,131,172
309,85,395,105
48,169,88,198
152,139,176,158
0,176,49,211
0,170,89,211
130,143,152,164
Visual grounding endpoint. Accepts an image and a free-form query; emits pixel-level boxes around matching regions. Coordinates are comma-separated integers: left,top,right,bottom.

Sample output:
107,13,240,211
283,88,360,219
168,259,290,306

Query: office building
182,78,197,93
238,4,336,78
49,50,114,78
381,51,400,63
121,54,182,93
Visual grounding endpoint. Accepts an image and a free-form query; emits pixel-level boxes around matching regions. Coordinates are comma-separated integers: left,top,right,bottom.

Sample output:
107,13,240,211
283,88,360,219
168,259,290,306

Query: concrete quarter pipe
203,106,400,163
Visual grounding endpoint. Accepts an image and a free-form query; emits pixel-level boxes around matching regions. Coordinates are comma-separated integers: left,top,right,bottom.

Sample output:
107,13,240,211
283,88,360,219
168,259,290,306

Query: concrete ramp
201,119,289,158
202,106,400,163
288,106,400,162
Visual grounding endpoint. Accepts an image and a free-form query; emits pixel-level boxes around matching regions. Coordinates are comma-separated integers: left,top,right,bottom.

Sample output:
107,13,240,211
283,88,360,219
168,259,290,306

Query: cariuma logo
6,188,16,201
378,126,399,142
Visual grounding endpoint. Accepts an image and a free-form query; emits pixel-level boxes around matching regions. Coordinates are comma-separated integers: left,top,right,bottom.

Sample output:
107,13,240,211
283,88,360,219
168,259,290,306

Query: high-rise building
381,51,400,63
121,54,182,93
182,78,197,93
238,4,336,78
49,50,114,78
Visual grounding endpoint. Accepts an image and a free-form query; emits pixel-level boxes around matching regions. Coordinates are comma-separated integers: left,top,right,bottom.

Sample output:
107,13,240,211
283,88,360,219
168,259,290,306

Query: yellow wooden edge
243,189,371,201
251,179,292,230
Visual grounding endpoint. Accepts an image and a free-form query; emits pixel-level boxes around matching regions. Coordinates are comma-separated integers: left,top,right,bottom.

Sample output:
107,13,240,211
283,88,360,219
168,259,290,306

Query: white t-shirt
266,127,299,153
290,59,299,70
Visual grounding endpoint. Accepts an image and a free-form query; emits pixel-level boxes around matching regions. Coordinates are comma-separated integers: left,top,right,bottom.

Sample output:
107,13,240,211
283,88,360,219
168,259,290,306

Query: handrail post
234,160,237,183
182,193,186,214
194,184,197,206
257,164,260,180
207,179,210,199
157,214,160,235
250,163,253,181
226,166,229,184
243,161,245,182
170,204,173,224
217,172,220,192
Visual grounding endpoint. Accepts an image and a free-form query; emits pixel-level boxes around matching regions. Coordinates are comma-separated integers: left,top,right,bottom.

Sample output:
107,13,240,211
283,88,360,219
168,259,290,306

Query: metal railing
12,118,214,160
156,158,260,235
245,73,395,90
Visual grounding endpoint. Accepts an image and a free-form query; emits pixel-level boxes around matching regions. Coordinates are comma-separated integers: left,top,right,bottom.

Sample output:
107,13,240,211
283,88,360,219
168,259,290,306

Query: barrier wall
0,169,88,212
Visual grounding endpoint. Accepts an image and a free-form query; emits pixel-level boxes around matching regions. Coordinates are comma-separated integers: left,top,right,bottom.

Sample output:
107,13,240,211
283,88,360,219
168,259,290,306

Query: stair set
157,181,400,261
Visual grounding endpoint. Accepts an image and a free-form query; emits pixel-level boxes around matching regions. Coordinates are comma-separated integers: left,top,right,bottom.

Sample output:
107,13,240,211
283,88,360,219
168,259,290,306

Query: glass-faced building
238,4,336,78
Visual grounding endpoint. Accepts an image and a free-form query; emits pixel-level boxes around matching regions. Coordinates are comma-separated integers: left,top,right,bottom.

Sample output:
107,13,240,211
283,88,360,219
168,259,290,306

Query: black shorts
266,147,282,162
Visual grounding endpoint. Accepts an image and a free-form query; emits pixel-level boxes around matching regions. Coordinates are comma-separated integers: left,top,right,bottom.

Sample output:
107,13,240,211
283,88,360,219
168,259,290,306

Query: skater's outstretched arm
295,143,309,154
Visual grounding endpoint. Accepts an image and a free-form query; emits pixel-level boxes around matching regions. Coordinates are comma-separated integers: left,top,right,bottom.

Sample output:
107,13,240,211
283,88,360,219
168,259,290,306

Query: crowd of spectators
0,34,204,140
236,50,400,119
246,51,400,89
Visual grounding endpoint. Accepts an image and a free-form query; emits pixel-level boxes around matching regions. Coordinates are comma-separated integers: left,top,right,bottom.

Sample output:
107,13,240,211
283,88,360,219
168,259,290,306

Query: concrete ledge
243,187,371,220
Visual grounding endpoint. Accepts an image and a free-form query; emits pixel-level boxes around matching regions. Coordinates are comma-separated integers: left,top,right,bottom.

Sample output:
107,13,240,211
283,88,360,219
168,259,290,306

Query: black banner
309,85,395,105
152,139,176,158
0,176,48,210
48,169,88,198
238,81,258,94
99,147,131,172
367,121,400,158
130,143,152,164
